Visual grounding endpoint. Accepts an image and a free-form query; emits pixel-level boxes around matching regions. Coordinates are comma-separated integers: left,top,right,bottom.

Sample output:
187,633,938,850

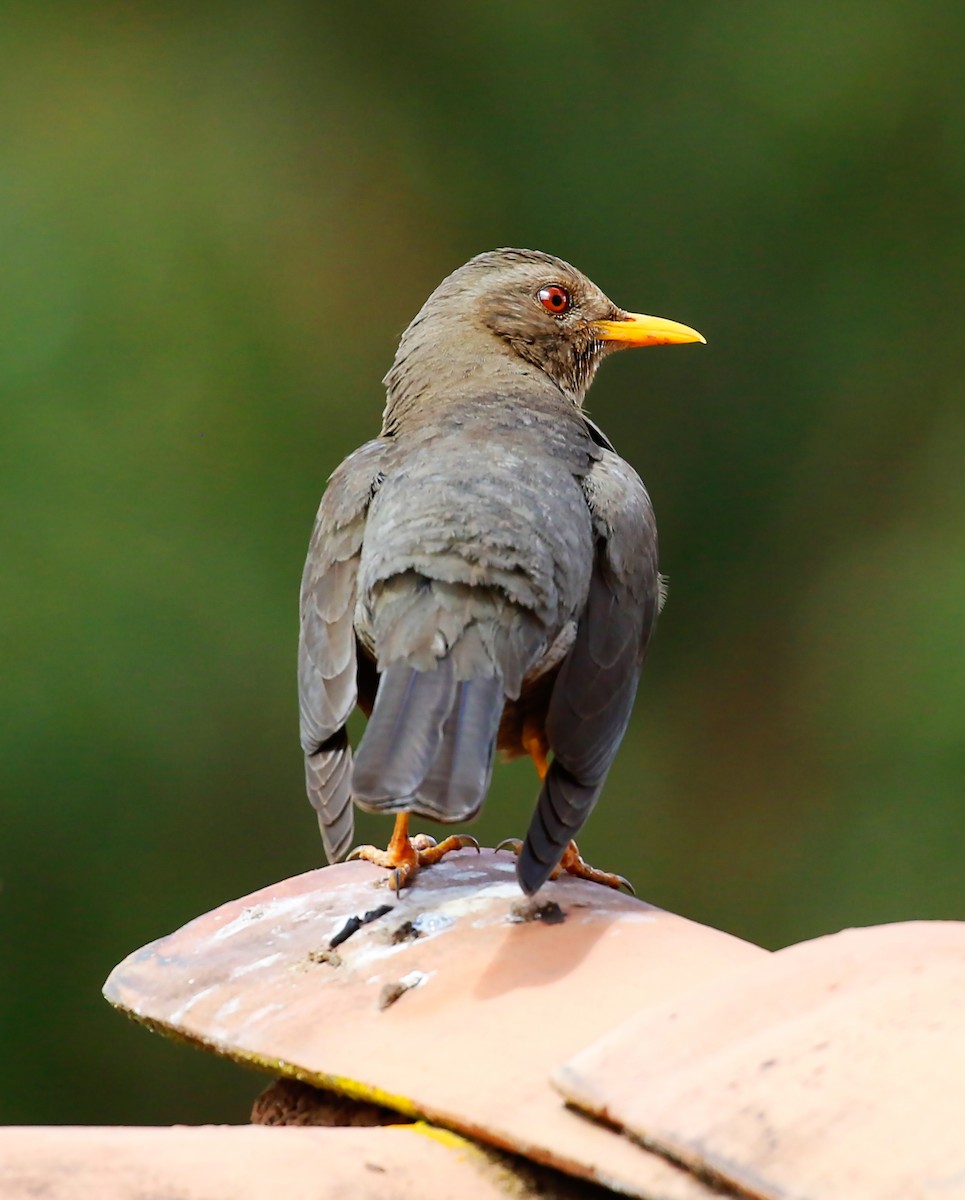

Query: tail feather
351,656,506,825
352,659,456,806
415,675,504,822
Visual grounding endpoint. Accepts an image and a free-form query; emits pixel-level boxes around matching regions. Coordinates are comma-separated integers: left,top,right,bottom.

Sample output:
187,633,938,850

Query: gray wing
298,439,391,861
517,449,662,895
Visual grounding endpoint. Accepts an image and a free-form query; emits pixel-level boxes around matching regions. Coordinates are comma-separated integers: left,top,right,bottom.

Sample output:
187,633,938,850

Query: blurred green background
3,0,964,1126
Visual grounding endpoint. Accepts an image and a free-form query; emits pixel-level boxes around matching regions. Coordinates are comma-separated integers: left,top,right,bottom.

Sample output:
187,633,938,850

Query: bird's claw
410,833,480,856
553,842,635,894
347,822,479,894
495,837,634,893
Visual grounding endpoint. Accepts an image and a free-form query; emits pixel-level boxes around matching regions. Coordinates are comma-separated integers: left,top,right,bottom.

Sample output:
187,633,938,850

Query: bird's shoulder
316,437,394,527
582,446,658,598
580,412,617,453
302,437,395,590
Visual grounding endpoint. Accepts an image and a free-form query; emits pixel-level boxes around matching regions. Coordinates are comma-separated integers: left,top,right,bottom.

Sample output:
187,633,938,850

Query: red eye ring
537,285,571,315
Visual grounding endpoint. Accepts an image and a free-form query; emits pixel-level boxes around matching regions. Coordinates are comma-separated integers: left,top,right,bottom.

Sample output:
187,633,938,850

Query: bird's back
356,390,598,686
349,388,599,826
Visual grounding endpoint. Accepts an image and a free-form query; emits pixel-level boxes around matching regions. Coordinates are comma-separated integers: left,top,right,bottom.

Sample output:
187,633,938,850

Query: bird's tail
351,658,504,824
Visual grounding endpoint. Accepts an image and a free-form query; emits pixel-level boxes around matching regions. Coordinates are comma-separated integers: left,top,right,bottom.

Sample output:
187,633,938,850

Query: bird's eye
537,285,571,315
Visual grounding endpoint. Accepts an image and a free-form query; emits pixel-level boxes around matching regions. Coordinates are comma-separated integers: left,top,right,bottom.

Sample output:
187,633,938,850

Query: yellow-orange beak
592,311,706,348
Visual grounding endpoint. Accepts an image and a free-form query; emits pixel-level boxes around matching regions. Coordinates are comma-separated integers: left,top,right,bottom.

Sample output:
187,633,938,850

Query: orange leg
501,720,633,896
516,720,630,889
521,717,551,781
348,813,479,893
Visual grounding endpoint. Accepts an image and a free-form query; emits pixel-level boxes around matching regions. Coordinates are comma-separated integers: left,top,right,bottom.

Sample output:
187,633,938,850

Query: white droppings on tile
344,937,421,973
398,970,432,991
412,911,454,937
230,952,284,979
213,995,242,1023
246,1002,285,1025
212,894,317,942
168,984,218,1025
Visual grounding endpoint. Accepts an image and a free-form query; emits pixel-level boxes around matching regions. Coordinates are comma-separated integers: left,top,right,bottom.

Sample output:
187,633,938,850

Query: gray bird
298,249,703,895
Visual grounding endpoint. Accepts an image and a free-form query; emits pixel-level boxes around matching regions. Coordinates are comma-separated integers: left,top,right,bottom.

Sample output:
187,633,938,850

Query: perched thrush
298,249,703,895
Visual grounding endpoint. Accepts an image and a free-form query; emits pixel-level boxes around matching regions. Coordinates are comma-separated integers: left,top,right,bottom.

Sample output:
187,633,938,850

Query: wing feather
517,449,661,895
298,439,390,861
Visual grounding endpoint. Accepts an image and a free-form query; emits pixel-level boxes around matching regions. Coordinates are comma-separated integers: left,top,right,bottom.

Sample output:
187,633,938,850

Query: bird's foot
348,814,479,893
497,838,634,894
554,841,634,894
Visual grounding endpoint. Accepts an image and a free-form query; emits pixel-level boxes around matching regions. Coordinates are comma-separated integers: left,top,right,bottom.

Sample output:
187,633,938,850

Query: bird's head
383,248,704,424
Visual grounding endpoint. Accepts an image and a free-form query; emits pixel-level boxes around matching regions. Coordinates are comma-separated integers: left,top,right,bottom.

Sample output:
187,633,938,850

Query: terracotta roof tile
104,851,761,1197
556,921,965,1200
